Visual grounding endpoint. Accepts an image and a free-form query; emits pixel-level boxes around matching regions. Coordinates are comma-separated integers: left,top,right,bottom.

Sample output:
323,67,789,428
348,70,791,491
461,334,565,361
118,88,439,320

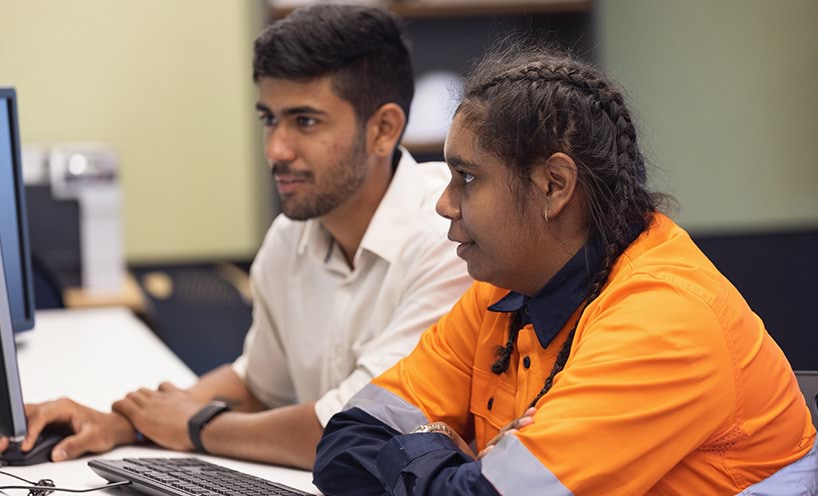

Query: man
6,4,469,470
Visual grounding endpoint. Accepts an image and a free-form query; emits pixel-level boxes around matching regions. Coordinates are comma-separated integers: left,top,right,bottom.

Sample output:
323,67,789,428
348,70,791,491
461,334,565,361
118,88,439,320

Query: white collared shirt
232,150,471,426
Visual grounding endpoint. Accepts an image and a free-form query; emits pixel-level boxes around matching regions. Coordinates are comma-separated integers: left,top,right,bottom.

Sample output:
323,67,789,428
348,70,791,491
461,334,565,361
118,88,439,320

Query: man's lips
274,175,307,194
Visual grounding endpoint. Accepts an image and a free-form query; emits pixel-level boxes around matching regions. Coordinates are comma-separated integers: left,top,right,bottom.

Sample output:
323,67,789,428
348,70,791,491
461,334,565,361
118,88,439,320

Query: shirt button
523,356,531,369
487,397,494,411
523,307,529,316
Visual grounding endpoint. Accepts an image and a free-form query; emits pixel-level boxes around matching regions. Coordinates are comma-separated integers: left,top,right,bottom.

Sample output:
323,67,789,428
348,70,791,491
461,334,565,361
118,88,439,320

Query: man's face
256,77,368,221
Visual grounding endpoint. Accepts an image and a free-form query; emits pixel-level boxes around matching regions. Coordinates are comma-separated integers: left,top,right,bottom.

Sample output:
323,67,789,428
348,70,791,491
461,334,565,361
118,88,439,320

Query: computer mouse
0,423,73,466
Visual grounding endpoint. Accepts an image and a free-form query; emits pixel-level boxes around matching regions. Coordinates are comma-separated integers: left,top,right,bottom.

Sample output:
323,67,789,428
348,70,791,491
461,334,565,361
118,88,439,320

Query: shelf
404,140,445,155
391,0,590,18
63,272,146,313
269,0,591,20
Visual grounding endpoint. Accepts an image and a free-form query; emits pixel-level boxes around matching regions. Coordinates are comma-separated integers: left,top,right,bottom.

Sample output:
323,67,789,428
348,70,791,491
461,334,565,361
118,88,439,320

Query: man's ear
366,103,406,158
529,152,579,221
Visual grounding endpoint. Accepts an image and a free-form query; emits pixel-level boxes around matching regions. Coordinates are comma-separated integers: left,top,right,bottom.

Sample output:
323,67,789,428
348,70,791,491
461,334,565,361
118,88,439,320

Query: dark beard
273,134,368,221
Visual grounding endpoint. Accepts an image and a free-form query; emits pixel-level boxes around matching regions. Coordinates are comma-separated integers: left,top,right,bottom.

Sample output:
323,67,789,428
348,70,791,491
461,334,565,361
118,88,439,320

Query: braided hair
457,44,665,407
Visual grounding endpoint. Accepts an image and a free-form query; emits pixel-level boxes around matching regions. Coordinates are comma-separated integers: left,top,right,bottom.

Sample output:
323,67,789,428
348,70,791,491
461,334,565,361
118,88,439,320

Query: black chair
694,230,818,371
31,256,65,309
795,371,818,430
134,263,252,376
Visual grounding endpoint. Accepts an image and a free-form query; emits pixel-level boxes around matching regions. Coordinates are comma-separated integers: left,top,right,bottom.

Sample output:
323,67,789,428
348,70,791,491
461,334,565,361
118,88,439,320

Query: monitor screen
0,88,35,333
0,244,28,440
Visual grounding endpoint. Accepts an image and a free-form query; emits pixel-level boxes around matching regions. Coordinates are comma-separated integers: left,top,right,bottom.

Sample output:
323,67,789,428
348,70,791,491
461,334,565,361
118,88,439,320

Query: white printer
22,144,125,295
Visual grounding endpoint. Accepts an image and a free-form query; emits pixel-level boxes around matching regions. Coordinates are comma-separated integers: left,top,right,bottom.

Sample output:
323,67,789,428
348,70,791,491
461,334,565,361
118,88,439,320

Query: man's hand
112,382,205,451
477,406,536,460
0,398,137,461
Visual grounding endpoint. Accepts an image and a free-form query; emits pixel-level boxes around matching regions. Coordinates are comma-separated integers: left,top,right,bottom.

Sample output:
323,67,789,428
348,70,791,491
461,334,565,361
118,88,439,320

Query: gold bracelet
410,422,454,439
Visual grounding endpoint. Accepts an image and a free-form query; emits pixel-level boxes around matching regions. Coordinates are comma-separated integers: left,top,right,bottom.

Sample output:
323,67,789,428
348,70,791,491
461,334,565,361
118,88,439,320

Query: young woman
312,46,817,495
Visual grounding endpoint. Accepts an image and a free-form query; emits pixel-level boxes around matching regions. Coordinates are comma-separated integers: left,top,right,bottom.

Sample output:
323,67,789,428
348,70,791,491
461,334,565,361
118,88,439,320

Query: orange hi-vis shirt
316,213,817,495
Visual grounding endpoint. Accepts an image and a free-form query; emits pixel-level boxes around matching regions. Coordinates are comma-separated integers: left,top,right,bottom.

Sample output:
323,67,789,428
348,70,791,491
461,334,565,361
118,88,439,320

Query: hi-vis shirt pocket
470,367,517,450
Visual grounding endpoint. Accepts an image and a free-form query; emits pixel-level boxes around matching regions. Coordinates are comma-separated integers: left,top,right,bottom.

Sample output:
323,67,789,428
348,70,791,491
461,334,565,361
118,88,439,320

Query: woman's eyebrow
446,155,480,170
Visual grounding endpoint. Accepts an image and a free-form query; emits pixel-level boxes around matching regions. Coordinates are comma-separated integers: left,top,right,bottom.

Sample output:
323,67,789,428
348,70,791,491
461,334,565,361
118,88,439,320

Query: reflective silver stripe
737,438,818,495
481,434,573,496
344,383,429,434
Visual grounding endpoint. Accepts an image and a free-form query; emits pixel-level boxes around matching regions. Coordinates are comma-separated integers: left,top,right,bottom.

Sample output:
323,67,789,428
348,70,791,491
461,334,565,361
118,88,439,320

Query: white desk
3,308,319,495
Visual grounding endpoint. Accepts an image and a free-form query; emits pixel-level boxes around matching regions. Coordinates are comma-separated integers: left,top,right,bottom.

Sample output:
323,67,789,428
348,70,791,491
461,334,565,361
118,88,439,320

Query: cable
0,471,130,495
0,471,36,485
0,482,131,495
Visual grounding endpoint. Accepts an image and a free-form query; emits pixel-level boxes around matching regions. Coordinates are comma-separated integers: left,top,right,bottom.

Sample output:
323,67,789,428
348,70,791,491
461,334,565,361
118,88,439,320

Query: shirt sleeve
314,283,504,495
231,221,297,409
314,404,500,496
313,231,472,426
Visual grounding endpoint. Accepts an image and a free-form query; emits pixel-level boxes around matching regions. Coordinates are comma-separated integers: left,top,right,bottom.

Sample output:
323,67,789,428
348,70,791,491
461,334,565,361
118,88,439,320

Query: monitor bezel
0,241,28,441
0,87,36,332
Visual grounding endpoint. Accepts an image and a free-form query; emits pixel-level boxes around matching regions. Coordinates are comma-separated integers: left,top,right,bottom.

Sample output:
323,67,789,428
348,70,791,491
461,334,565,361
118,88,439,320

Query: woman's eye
460,171,475,183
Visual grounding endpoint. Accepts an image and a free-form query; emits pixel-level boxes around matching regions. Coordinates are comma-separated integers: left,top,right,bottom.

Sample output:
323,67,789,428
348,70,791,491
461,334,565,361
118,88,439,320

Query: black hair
253,3,414,126
458,43,667,406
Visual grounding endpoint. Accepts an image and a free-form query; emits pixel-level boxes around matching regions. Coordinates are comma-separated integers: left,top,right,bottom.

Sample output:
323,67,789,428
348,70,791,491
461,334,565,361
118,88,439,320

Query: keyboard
88,457,313,495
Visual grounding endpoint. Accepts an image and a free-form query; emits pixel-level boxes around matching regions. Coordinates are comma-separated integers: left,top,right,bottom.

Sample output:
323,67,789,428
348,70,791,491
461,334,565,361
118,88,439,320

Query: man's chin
279,201,310,221
279,199,334,221
281,209,314,221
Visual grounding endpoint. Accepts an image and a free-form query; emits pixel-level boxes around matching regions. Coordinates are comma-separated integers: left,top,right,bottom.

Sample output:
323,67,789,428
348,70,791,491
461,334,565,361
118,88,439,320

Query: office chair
134,263,252,376
31,256,64,309
795,371,818,430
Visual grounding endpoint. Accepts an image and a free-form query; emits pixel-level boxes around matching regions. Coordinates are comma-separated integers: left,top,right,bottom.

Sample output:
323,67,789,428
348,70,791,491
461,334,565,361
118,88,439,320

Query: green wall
0,0,270,262
598,0,818,233
4,1,815,265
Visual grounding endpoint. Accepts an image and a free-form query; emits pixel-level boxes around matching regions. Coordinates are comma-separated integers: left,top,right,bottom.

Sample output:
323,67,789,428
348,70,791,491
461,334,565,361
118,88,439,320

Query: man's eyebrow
254,103,328,116
446,155,480,170
283,106,328,117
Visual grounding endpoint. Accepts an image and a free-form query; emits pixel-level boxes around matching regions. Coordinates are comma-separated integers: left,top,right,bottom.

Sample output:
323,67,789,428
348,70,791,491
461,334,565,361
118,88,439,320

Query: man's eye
257,113,276,127
296,116,317,127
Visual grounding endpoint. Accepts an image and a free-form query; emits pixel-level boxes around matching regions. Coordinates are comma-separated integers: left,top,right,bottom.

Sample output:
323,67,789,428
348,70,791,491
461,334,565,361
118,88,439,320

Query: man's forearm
188,364,265,412
200,401,324,470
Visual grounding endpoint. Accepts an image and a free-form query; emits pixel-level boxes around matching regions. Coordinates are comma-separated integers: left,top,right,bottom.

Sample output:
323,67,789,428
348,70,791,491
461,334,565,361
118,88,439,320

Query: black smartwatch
188,400,231,453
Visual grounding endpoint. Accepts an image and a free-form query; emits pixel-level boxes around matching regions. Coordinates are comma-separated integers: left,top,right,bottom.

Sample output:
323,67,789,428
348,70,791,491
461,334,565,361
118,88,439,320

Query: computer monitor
0,88,36,332
0,89,71,461
0,244,28,441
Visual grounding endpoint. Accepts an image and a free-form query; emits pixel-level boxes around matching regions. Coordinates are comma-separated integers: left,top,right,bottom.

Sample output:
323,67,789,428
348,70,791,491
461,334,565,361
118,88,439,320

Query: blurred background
1,0,816,373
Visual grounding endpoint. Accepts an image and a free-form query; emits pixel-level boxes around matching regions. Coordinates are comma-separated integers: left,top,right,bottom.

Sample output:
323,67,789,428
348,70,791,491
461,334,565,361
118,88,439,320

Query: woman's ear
529,152,579,221
366,103,406,158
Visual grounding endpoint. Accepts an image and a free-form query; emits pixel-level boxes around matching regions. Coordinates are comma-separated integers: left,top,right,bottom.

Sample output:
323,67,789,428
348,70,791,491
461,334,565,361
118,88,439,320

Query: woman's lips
456,241,474,258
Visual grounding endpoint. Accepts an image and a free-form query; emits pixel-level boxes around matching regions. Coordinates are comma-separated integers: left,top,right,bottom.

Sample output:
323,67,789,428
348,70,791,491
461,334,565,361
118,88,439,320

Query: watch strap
188,400,230,453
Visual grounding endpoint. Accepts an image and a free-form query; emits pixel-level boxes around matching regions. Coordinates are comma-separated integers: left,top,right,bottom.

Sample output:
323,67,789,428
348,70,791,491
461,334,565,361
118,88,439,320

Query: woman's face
436,113,552,295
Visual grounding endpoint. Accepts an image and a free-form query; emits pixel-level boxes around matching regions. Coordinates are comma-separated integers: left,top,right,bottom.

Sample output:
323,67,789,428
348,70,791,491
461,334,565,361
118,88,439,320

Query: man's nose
265,128,297,165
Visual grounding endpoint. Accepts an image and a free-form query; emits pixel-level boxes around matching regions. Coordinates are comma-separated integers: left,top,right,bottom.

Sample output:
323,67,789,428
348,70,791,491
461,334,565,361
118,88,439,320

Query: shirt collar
296,215,328,257
488,238,603,348
354,147,428,264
